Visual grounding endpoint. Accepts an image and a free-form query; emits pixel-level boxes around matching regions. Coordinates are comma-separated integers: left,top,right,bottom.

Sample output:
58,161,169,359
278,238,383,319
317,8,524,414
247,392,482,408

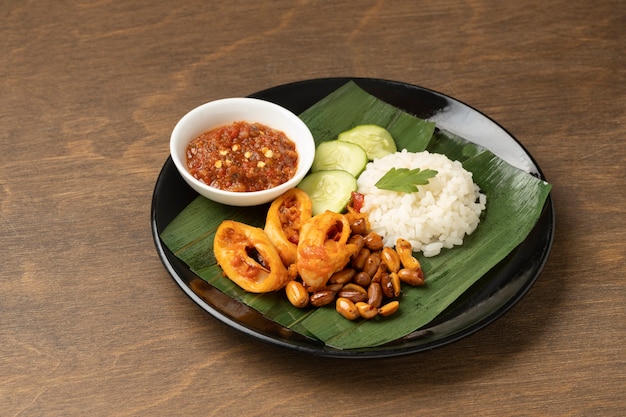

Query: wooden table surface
2,1,624,416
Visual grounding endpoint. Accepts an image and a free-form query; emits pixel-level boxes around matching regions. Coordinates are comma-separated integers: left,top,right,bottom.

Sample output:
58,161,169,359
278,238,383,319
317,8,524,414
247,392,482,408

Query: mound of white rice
357,150,487,257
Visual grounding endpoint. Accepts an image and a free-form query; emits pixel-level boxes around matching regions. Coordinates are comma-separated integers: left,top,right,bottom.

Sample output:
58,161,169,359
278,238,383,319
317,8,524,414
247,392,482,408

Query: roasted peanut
351,247,370,270
285,281,309,308
367,282,383,308
336,297,360,320
348,234,365,254
363,232,384,251
329,268,356,285
381,247,401,273
398,268,425,286
349,217,368,235
324,282,344,293
378,300,400,317
380,272,395,298
310,290,336,307
396,238,421,270
353,271,371,287
337,290,368,304
371,264,385,284
355,302,378,319
363,252,382,278
342,283,367,294
389,272,401,297
338,283,368,303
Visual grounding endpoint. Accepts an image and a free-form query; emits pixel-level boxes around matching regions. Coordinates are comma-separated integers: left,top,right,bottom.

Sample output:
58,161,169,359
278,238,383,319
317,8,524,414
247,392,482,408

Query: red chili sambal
186,121,299,192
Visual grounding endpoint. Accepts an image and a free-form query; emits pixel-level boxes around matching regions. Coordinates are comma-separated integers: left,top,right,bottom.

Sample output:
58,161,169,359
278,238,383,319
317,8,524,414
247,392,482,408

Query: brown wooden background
1,1,624,416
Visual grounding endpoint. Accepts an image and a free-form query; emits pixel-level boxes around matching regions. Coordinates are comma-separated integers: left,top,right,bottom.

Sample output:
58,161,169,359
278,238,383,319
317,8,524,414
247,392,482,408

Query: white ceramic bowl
170,97,315,206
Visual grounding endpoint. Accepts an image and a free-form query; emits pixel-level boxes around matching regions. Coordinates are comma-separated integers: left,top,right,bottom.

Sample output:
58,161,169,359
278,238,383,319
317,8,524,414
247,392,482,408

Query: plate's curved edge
150,178,554,358
151,77,555,358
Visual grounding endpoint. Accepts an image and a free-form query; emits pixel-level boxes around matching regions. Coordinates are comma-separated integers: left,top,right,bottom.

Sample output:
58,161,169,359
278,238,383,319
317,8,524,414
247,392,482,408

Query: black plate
151,78,555,358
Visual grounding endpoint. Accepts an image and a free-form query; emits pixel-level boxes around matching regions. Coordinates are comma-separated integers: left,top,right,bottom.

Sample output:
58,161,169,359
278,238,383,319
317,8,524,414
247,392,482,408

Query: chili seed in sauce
185,121,299,192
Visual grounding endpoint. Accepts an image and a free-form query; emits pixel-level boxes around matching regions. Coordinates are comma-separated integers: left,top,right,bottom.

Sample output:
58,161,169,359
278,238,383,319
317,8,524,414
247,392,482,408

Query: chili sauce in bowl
170,98,315,206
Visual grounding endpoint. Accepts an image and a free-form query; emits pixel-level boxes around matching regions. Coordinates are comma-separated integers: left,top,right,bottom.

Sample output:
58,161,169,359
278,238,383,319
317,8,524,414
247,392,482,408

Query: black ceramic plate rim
151,77,555,358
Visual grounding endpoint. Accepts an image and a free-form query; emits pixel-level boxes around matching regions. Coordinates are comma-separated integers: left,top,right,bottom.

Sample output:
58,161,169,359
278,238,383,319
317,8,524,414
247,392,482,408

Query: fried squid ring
296,211,359,290
214,220,289,293
264,188,313,266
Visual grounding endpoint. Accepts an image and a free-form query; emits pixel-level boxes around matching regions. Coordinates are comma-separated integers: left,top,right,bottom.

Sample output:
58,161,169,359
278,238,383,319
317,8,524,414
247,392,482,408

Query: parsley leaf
375,168,438,193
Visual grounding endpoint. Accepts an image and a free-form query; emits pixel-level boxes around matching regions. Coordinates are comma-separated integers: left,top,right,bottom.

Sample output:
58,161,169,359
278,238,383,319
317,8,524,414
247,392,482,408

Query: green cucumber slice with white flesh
337,124,397,160
311,140,368,177
297,170,357,215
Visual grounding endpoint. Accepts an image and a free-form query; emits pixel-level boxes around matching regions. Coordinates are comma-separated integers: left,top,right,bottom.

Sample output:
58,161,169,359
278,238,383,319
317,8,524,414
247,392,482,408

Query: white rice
357,149,487,257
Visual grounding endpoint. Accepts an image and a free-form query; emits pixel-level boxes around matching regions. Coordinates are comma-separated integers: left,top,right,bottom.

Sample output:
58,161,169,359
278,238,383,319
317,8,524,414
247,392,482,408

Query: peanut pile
285,215,425,320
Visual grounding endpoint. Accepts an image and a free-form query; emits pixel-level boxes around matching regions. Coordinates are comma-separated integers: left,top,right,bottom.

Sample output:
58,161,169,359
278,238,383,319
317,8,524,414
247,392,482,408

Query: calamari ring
264,188,313,266
214,220,289,293
296,211,359,290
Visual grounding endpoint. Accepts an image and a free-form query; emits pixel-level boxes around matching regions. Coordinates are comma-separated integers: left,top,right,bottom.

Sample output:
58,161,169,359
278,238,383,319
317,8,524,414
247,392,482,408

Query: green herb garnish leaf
375,168,438,193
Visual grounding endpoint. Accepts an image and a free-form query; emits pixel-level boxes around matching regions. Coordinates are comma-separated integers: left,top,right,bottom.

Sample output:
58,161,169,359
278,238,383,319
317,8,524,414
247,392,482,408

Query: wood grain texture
1,0,624,416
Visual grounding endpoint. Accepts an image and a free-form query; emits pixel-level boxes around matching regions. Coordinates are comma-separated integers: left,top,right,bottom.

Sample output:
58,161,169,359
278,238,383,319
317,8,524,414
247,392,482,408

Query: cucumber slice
297,170,357,215
311,140,368,177
337,124,397,160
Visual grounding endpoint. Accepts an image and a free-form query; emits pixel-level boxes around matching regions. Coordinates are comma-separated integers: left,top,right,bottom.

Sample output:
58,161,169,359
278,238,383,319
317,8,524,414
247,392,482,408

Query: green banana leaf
160,81,552,349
